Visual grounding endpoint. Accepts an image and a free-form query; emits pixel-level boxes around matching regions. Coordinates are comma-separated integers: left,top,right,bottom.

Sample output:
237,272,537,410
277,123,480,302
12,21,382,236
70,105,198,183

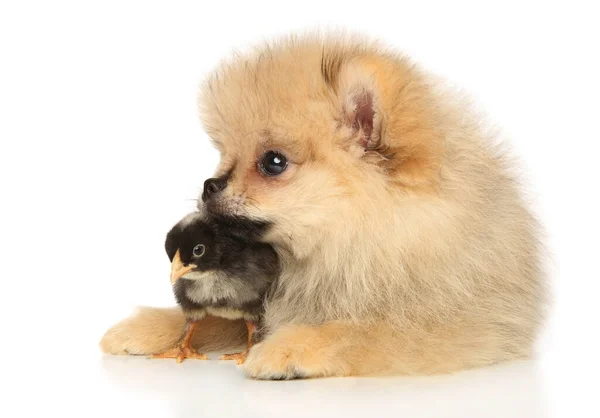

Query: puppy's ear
330,61,383,151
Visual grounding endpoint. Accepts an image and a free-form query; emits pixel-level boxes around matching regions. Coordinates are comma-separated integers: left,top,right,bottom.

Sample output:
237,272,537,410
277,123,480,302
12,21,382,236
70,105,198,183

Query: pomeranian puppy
101,33,546,379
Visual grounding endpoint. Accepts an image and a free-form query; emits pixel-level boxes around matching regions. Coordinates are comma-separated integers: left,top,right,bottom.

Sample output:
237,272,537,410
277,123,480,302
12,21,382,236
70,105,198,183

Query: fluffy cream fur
100,33,546,379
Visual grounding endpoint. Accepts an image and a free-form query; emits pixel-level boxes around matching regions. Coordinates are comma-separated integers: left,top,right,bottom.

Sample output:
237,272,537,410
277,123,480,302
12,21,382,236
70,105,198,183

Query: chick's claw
151,345,208,363
219,320,255,364
219,351,248,365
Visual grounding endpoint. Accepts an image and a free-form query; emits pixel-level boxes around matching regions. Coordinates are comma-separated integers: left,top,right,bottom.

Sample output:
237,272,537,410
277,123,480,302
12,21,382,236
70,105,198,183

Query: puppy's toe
243,331,330,380
244,342,305,380
99,325,146,355
100,307,186,356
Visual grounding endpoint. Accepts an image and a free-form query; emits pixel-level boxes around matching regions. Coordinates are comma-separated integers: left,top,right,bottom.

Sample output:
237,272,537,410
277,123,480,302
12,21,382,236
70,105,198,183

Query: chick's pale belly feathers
174,274,265,322
185,273,263,304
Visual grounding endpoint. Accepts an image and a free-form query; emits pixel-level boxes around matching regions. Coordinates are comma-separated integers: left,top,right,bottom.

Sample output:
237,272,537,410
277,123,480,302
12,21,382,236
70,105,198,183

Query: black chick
151,212,279,363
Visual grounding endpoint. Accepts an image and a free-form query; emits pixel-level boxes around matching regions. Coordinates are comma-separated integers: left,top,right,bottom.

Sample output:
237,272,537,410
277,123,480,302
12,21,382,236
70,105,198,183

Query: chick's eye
259,151,288,176
192,244,205,258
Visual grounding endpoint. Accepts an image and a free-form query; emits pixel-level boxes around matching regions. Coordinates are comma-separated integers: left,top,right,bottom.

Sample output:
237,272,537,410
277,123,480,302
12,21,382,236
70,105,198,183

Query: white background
1,1,599,417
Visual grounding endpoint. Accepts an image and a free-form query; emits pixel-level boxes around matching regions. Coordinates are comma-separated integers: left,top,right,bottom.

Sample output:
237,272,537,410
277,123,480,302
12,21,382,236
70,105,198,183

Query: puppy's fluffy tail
99,307,247,355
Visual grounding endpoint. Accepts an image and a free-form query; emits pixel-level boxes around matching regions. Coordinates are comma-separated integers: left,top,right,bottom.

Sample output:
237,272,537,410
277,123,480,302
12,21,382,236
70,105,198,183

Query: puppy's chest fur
173,273,265,321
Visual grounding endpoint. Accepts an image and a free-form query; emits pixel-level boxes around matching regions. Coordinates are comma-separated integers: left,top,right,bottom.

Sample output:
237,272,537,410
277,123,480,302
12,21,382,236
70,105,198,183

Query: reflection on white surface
97,356,546,418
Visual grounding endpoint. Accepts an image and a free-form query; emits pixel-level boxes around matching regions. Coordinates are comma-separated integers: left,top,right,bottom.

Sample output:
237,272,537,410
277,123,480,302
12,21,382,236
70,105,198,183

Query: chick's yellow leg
220,320,256,365
151,320,208,363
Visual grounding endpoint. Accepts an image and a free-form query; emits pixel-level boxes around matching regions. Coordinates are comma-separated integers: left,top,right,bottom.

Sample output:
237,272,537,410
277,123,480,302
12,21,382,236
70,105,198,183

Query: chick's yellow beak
170,250,197,285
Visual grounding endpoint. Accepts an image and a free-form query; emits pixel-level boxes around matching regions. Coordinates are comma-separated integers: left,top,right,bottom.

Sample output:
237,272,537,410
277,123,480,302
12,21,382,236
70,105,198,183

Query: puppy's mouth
213,212,272,242
200,199,272,242
202,193,247,218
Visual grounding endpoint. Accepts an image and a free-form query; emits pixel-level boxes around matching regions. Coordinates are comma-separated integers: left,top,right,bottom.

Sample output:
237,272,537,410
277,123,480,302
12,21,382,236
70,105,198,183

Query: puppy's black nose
202,177,227,201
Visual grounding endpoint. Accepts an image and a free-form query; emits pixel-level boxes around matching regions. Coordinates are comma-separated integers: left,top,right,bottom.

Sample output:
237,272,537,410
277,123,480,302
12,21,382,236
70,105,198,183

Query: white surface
73,358,549,417
1,1,599,417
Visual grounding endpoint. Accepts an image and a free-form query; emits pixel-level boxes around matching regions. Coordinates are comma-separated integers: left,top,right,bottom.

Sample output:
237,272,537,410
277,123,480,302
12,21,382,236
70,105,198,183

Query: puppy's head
198,36,444,259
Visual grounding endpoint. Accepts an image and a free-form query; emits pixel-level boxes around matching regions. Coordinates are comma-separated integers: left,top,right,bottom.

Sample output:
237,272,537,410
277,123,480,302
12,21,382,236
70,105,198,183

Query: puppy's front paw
100,323,144,355
244,325,342,380
243,342,307,380
99,307,185,355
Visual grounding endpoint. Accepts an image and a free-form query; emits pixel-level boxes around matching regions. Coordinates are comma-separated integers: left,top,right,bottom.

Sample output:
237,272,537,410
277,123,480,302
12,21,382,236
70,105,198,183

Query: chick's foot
219,350,248,365
150,320,206,363
219,320,256,365
151,345,208,363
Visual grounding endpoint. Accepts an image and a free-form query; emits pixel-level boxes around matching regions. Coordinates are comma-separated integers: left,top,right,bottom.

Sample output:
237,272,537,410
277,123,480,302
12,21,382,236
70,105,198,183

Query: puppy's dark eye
259,151,288,176
192,244,205,258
